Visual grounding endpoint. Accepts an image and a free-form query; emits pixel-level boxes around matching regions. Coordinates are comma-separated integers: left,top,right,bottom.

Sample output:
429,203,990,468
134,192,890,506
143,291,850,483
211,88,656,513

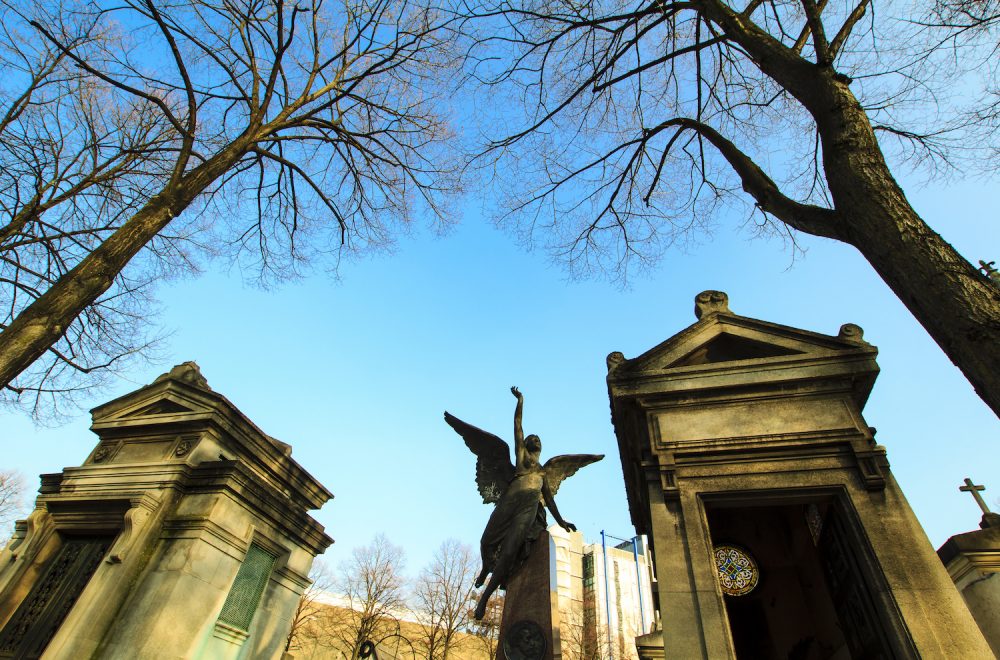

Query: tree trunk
699,0,1000,418
812,77,1000,418
0,137,254,392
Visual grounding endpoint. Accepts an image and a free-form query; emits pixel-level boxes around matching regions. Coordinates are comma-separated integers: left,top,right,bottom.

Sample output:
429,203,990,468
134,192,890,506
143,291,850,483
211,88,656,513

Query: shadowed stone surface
608,291,994,660
0,362,333,660
938,524,1000,657
498,530,560,660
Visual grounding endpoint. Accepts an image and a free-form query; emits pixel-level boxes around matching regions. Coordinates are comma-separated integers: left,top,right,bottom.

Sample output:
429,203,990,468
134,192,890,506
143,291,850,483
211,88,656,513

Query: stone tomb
607,291,992,659
0,363,333,659
937,495,1000,657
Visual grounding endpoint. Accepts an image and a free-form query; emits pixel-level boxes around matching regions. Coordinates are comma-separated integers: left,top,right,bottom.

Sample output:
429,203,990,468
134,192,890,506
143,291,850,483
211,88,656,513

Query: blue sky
2,170,998,579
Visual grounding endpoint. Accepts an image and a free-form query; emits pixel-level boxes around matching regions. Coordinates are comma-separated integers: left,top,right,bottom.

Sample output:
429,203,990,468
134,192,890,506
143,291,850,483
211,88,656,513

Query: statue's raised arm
511,385,527,467
444,387,604,620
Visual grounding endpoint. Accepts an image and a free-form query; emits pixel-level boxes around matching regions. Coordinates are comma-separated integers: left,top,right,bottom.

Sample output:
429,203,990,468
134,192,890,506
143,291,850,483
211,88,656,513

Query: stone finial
607,351,625,373
153,361,211,390
979,259,999,284
838,323,866,344
694,290,730,319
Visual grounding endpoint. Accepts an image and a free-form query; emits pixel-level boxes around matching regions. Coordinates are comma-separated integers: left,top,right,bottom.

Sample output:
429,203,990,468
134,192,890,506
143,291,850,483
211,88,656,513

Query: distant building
550,526,656,660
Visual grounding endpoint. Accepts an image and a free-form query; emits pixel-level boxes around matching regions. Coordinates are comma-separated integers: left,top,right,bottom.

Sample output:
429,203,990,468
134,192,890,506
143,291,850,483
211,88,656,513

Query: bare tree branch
0,0,461,418
461,0,1000,417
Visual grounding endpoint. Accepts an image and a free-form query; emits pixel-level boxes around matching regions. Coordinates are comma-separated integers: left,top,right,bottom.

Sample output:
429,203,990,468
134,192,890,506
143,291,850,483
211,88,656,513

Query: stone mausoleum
607,291,994,659
3,292,996,660
0,363,332,659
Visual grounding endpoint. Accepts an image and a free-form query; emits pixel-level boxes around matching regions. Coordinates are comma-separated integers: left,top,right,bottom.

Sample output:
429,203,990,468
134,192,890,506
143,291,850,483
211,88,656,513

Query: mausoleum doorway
706,495,903,660
0,534,113,659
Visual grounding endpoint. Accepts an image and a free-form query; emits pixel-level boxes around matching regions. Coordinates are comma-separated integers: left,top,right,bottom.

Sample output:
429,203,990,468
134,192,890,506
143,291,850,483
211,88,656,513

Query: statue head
526,434,541,453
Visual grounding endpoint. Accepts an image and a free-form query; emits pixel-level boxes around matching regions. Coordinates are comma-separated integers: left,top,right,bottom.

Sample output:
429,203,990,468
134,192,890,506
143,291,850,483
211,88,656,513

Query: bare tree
321,534,409,660
0,0,174,419
0,470,27,540
0,0,460,407
413,539,476,660
284,560,334,654
468,591,502,660
461,0,1000,418
561,608,612,660
929,0,1000,34
923,0,1000,160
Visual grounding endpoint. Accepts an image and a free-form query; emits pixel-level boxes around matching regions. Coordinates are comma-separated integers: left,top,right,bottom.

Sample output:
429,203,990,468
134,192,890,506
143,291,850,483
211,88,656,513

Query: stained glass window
713,545,759,596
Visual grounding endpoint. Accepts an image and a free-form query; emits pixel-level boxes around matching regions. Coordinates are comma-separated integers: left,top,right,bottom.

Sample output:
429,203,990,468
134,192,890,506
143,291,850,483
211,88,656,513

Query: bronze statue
445,387,603,620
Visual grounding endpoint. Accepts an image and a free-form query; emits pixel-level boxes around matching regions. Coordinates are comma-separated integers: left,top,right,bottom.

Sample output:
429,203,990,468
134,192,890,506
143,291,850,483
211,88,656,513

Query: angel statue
444,386,604,620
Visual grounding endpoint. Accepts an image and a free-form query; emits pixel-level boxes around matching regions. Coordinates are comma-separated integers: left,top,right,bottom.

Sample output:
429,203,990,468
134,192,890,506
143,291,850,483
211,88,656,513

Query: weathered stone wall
0,363,333,660
607,292,994,659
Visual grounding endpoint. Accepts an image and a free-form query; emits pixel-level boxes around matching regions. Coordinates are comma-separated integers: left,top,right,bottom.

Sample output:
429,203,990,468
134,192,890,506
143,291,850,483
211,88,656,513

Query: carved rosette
90,443,120,464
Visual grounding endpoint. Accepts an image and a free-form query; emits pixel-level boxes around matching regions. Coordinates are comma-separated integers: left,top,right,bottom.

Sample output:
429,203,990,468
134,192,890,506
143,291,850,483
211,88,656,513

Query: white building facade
550,526,656,660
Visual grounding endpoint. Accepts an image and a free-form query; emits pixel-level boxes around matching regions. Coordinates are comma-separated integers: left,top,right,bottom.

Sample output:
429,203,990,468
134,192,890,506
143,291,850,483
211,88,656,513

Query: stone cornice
41,460,333,555
88,366,333,513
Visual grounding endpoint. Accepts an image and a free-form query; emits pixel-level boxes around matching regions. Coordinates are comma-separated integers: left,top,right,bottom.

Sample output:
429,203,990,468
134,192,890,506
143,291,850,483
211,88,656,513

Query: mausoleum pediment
91,364,220,425
669,332,804,367
607,291,875,377
83,362,316,501
120,397,199,418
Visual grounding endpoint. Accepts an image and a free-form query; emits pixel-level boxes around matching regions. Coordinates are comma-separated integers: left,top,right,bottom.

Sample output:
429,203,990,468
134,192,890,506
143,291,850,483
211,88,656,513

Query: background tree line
0,0,997,421
281,532,638,660
284,534,500,660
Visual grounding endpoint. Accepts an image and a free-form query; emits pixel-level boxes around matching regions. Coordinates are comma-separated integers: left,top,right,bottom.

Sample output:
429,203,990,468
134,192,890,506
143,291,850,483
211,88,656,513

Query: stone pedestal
938,523,1000,657
635,630,665,660
499,530,561,660
607,291,994,660
0,362,333,660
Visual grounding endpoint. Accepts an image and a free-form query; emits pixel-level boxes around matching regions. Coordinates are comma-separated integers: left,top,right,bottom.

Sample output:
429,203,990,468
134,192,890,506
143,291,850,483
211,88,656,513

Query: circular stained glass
714,545,759,596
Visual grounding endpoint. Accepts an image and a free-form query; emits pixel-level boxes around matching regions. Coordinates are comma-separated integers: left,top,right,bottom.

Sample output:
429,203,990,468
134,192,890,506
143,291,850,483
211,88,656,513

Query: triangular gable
620,313,871,374
91,386,216,425
122,398,196,417
670,332,804,367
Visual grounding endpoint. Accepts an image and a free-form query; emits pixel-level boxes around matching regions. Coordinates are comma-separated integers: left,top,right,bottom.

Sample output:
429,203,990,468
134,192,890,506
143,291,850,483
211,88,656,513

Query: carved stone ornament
106,495,161,564
174,439,192,457
502,619,546,660
838,323,866,344
153,361,211,390
4,508,48,558
606,351,625,373
694,290,730,319
92,446,112,463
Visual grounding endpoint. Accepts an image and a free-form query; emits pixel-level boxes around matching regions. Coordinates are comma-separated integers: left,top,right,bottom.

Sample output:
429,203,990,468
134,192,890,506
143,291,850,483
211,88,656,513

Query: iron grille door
217,543,278,631
0,536,111,659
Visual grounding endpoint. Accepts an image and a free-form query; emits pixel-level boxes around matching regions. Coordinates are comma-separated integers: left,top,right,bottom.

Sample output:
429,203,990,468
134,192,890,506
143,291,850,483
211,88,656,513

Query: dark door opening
707,501,898,660
0,535,112,659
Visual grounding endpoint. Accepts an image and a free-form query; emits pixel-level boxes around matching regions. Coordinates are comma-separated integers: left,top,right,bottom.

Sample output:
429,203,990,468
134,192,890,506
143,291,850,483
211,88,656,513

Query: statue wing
543,454,605,498
444,412,515,504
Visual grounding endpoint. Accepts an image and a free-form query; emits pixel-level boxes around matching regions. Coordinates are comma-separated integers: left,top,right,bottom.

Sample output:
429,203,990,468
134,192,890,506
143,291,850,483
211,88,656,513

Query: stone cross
960,478,991,514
